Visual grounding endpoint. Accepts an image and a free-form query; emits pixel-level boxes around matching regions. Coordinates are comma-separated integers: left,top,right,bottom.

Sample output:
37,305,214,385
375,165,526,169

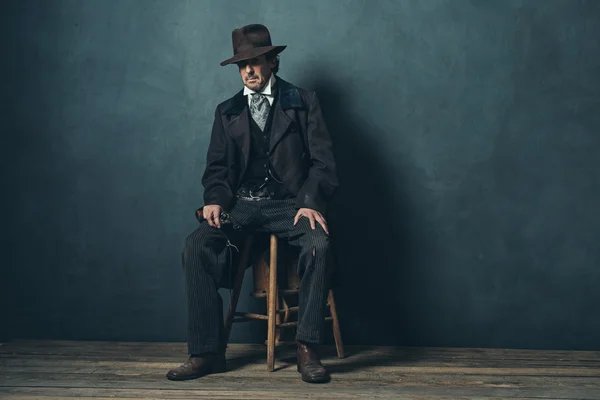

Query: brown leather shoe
166,353,226,381
296,340,330,383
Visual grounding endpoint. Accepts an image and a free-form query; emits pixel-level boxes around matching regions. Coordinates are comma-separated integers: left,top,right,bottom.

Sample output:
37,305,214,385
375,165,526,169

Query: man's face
237,54,276,91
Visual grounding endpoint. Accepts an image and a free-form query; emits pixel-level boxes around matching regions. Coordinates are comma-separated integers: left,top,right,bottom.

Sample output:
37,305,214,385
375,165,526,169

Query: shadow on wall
308,71,424,346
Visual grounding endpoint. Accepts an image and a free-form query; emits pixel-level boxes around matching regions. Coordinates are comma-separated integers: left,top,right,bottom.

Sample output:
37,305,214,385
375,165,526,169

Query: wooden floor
1,340,600,399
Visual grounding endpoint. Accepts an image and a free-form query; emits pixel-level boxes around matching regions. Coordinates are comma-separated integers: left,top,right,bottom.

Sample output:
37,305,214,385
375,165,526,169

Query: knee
184,228,203,253
304,232,330,256
182,222,213,261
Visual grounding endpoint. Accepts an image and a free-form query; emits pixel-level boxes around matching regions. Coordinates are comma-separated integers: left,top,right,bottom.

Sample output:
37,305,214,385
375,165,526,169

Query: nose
245,64,254,75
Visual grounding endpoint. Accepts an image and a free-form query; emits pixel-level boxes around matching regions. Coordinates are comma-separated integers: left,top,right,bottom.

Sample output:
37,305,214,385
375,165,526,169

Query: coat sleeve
200,105,234,212
295,91,339,214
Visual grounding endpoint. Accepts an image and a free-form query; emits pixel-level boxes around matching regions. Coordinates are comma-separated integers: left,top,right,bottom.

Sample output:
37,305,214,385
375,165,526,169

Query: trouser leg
288,217,332,344
182,200,258,354
258,199,333,344
182,220,229,355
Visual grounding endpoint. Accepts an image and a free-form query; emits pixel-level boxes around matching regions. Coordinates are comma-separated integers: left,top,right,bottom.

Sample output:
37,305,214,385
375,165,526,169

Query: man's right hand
203,205,224,229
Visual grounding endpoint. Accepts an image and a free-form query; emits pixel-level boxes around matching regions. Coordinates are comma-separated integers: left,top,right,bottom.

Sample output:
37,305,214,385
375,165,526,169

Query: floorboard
1,340,599,399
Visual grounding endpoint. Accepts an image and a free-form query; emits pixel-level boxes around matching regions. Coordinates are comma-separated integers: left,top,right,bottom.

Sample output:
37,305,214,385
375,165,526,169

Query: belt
236,185,272,201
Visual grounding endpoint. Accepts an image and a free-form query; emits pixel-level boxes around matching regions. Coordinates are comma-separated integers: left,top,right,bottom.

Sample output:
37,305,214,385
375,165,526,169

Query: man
166,24,339,384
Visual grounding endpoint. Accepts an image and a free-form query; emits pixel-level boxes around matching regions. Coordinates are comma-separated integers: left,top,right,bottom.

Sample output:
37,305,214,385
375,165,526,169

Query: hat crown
220,24,285,66
233,24,273,55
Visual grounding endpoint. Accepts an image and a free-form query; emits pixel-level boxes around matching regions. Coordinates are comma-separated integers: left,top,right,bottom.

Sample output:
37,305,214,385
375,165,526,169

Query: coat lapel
223,90,250,172
269,76,305,152
269,105,293,152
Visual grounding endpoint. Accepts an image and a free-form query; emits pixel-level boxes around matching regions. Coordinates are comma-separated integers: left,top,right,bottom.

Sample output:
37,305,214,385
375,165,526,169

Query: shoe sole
166,373,203,381
166,360,226,381
297,365,330,383
300,375,331,383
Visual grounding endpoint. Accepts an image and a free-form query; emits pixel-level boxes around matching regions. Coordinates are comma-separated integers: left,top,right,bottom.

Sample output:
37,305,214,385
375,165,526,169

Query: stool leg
328,289,345,359
267,234,278,371
275,292,283,346
224,236,253,345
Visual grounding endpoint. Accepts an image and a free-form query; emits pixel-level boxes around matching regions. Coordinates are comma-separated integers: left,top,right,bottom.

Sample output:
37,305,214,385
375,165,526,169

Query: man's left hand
294,208,329,235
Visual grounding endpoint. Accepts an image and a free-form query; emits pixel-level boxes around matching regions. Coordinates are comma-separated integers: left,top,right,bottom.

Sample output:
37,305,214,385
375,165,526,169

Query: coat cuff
294,192,327,215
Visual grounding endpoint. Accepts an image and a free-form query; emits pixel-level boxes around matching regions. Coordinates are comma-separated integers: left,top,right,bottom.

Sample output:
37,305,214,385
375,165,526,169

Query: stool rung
233,315,334,327
251,289,299,298
277,317,333,329
234,305,327,318
234,312,267,320
263,339,297,346
233,306,299,318
233,304,329,320
275,304,328,313
278,306,299,314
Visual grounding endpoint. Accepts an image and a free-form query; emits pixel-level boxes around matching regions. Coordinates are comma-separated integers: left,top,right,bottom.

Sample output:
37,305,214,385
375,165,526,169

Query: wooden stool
224,234,345,371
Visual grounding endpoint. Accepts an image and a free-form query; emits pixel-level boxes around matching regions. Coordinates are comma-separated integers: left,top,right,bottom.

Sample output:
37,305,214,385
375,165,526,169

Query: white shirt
243,73,276,107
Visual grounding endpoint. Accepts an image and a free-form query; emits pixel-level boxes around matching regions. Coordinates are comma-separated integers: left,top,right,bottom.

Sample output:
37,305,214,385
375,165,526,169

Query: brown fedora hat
220,24,286,66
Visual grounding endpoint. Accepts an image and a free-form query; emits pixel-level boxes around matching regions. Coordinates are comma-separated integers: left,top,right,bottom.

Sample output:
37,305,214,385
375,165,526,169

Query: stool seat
224,233,344,371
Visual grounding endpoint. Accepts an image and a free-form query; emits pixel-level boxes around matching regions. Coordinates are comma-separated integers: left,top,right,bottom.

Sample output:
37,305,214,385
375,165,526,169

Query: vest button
263,164,267,168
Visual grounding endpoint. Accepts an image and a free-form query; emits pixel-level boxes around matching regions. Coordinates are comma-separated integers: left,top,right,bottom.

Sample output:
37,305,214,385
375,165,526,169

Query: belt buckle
249,188,270,200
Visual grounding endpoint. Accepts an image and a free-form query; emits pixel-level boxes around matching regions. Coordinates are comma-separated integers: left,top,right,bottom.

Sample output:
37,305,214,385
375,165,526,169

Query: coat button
263,164,267,168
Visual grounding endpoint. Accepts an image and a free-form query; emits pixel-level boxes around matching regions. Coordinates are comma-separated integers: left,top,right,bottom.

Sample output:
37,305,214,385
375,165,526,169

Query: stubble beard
246,78,263,91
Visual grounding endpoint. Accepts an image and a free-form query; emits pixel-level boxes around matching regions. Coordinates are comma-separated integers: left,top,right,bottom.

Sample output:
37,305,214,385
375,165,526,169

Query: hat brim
220,45,286,66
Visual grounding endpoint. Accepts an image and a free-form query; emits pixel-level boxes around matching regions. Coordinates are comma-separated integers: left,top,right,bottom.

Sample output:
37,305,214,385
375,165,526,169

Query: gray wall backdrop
3,0,600,350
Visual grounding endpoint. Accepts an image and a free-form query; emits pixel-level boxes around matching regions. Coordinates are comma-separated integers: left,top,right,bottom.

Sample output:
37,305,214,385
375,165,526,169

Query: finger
206,213,215,227
315,214,329,235
211,209,220,228
315,213,328,230
293,211,301,226
308,214,316,230
214,210,221,229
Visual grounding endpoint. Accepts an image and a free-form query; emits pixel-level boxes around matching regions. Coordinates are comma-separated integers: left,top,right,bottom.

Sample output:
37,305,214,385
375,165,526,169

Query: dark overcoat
198,76,339,216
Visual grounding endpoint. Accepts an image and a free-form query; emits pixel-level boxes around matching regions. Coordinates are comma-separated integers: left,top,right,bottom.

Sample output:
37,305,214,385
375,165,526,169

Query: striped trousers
182,198,333,355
